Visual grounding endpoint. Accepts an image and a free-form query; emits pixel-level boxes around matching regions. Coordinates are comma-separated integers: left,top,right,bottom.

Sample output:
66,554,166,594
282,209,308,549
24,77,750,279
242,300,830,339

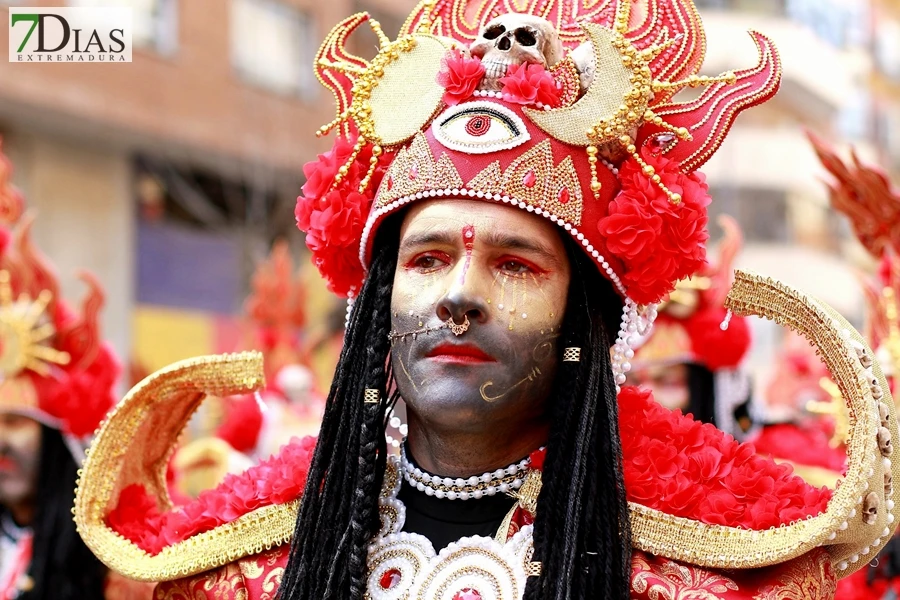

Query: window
230,0,317,98
67,0,178,54
876,19,900,82
708,186,789,243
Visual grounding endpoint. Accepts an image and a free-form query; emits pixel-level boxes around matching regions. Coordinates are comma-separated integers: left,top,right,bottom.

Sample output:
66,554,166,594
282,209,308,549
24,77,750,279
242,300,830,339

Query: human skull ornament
878,426,894,457
880,402,892,427
886,470,894,497
863,492,881,525
470,14,564,91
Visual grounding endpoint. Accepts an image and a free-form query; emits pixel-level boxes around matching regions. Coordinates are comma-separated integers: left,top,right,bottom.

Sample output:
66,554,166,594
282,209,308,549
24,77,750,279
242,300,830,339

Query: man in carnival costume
75,1,899,598
807,134,900,599
0,145,150,600
630,216,755,440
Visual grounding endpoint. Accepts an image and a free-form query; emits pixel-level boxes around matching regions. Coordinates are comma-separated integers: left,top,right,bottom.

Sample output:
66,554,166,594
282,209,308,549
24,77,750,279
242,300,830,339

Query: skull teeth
482,59,510,80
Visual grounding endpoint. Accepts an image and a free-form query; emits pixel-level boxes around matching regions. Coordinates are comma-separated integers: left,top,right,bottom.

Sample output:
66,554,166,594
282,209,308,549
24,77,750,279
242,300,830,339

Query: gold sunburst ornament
0,270,69,379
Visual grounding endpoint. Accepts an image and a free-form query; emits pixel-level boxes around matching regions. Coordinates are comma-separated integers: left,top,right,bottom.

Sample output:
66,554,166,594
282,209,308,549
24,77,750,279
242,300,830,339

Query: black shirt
397,479,517,551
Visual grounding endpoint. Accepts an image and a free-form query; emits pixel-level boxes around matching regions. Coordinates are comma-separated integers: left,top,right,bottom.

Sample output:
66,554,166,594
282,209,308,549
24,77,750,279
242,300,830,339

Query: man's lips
426,343,496,363
0,457,16,473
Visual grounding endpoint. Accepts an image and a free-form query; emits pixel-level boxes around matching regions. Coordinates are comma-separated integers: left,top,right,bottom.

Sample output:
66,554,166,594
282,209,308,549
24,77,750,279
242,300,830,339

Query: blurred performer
173,241,325,495
748,330,848,487
809,134,900,599
631,217,754,439
75,1,897,598
0,145,150,599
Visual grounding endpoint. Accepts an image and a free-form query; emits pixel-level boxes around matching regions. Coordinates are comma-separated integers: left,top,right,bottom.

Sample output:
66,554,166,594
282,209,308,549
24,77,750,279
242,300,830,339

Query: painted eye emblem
432,101,531,154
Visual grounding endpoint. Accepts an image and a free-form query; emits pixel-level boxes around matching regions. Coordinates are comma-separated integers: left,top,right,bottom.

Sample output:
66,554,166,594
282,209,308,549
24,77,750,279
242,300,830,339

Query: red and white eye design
432,101,530,154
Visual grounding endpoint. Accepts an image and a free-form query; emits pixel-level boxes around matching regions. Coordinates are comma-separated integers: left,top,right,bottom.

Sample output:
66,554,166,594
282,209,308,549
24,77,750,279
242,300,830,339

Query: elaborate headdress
809,133,900,381
297,0,781,385
0,141,119,451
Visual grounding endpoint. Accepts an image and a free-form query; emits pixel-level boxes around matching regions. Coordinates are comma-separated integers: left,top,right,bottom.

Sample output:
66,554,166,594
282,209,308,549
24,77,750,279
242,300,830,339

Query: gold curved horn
73,352,285,582
629,270,900,578
524,23,635,147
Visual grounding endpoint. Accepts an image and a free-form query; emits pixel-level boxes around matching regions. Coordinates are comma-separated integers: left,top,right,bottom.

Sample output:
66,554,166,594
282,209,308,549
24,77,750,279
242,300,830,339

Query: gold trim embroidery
377,134,584,226
632,553,739,599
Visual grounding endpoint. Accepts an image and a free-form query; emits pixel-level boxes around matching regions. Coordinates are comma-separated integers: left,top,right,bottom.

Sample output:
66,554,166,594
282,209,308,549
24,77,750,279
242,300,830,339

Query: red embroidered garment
152,544,837,600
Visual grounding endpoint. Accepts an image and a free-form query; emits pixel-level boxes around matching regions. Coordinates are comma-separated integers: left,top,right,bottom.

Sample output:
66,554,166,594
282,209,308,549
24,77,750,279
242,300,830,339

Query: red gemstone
523,169,537,188
386,176,394,191
452,589,482,600
379,568,402,589
646,132,676,155
557,186,569,204
409,163,418,180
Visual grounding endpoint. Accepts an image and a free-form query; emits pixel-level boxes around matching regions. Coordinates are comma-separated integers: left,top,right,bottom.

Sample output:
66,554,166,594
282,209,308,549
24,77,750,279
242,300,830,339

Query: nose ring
447,315,470,336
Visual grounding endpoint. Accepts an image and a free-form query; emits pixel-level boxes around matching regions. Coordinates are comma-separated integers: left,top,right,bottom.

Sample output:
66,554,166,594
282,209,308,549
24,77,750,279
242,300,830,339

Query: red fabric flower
686,308,751,370
499,63,562,107
106,436,317,555
216,394,264,454
618,386,832,530
106,484,162,546
598,150,711,304
295,135,386,297
437,49,485,106
34,342,120,438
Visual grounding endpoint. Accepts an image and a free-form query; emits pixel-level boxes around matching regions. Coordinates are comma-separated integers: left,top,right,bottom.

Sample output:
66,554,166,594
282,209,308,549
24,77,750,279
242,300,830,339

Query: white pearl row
612,299,658,391
471,89,552,111
400,445,533,500
359,187,629,298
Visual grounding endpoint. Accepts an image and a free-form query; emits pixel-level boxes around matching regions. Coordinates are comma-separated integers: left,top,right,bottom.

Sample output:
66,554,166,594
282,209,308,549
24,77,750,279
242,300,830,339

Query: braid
523,239,632,600
347,269,396,596
279,220,399,600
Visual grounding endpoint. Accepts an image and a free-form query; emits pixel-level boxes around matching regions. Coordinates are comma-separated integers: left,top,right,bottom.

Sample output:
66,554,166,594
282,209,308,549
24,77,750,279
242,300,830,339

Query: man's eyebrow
399,230,456,249
399,227,562,264
482,230,560,263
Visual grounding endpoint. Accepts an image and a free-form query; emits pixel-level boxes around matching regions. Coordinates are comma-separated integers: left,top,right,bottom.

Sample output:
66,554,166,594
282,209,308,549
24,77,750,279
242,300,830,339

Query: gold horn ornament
627,270,900,577
73,352,275,582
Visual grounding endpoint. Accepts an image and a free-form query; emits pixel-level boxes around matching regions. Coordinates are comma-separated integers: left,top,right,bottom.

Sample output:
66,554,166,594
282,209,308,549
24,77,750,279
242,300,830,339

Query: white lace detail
366,456,534,599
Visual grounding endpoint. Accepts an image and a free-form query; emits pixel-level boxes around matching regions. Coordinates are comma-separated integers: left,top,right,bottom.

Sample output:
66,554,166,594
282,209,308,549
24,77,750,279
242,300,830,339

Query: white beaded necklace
399,445,538,500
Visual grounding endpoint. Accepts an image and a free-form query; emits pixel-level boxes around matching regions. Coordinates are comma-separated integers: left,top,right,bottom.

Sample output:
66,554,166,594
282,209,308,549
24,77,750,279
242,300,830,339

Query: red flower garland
686,308,752,371
598,149,711,305
618,386,832,529
437,49,485,106
295,135,386,297
106,436,317,554
499,63,562,108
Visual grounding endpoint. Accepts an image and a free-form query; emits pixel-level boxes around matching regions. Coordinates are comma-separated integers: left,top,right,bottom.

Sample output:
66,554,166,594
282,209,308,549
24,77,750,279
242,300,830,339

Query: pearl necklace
400,445,536,500
368,456,540,599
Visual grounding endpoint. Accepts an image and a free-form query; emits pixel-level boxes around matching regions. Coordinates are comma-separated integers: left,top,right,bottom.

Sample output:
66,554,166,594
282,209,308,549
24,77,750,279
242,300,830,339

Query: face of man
0,412,41,523
631,362,690,411
390,200,571,434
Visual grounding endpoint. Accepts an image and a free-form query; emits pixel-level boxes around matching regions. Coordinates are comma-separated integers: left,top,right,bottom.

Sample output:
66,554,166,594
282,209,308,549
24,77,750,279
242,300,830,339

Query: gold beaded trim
524,9,736,205
73,352,281,582
377,134,583,227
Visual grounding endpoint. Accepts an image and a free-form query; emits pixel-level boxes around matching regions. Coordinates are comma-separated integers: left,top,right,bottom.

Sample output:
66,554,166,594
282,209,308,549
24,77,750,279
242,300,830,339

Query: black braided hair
17,425,107,600
279,219,399,599
522,239,631,600
279,221,631,599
